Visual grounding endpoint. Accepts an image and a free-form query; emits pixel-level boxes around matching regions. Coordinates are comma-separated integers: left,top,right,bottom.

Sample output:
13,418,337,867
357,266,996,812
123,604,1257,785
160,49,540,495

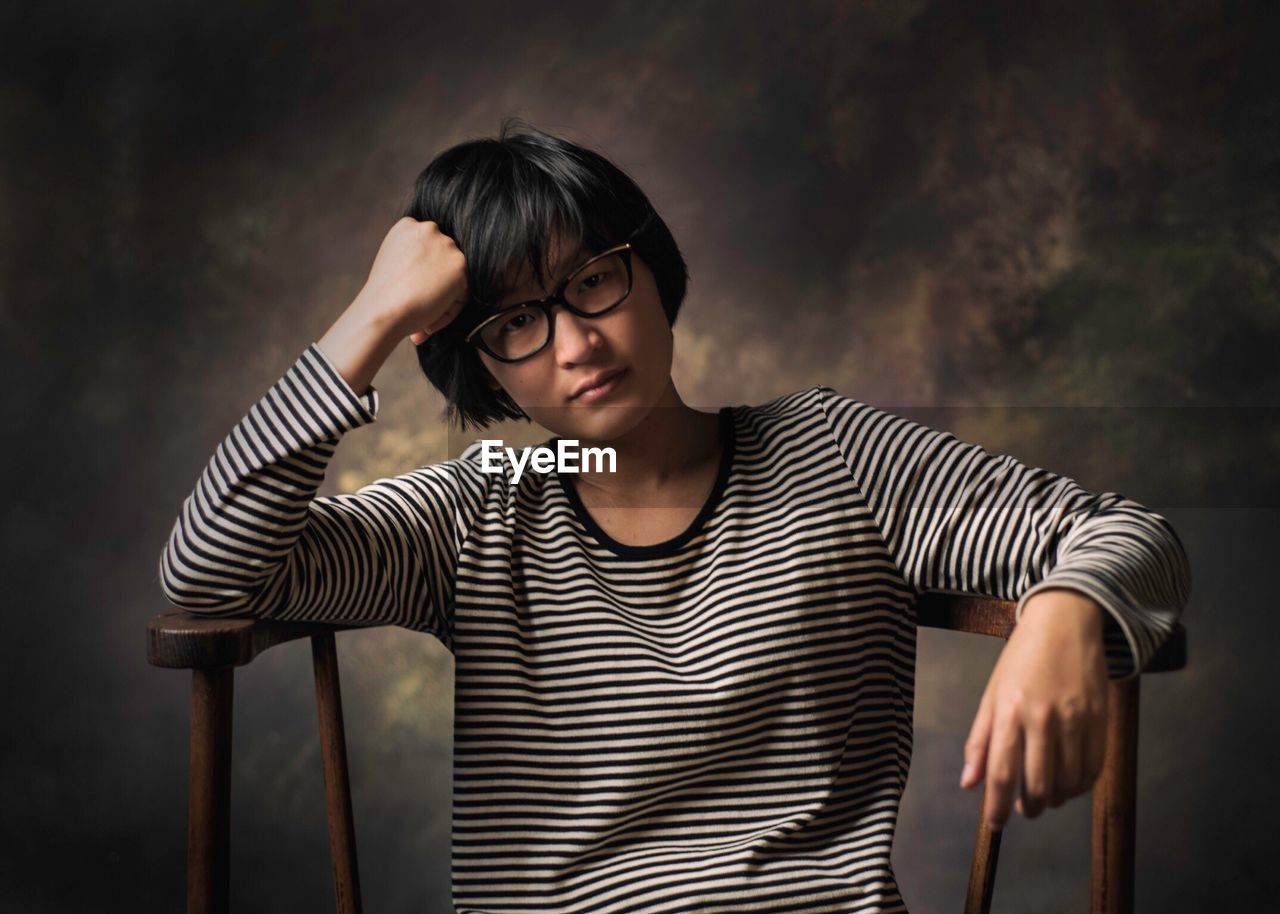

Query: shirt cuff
300,341,380,428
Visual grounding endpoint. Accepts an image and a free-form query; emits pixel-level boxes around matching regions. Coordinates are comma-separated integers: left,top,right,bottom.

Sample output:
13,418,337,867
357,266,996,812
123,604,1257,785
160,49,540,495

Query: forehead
500,236,589,301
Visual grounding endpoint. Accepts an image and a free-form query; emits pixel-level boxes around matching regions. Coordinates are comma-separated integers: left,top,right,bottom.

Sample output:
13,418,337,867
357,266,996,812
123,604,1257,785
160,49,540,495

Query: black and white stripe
157,343,492,646
158,343,1191,914
820,390,1191,680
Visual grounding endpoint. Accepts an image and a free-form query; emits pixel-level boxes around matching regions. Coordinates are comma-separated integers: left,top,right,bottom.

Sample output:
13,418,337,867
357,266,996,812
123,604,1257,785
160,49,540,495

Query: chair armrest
146,611,370,669
914,592,1186,673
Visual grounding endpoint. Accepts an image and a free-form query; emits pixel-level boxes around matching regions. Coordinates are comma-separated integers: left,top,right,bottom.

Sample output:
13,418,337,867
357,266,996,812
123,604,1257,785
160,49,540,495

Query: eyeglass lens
478,251,630,360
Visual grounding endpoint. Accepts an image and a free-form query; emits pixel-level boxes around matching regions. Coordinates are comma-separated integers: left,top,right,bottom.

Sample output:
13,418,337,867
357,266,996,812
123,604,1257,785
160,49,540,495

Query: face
476,233,675,443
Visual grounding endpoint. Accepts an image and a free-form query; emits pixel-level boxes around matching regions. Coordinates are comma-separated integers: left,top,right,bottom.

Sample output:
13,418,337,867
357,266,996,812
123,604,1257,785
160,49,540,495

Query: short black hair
401,118,690,431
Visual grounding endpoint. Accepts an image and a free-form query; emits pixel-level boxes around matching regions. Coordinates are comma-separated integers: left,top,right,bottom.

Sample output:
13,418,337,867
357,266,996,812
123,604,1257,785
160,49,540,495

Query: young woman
158,121,1191,914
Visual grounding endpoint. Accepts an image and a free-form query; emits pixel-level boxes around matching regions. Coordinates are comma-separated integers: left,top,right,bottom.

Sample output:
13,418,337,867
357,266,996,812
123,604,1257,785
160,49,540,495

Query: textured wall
2,1,1277,911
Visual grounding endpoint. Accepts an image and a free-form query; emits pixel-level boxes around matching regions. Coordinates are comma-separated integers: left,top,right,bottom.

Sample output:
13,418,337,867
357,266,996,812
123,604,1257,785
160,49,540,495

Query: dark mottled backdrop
2,0,1277,911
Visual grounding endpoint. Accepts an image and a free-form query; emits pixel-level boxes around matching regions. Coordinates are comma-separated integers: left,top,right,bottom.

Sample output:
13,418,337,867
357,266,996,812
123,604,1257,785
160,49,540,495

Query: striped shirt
158,342,1191,914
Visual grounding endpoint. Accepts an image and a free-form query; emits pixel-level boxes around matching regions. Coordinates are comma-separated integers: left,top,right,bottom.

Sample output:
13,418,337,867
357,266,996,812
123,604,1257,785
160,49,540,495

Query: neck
572,378,721,499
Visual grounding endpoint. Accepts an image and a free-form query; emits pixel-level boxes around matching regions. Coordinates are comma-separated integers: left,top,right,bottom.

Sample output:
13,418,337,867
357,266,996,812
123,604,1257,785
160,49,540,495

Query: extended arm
817,386,1190,680
817,386,1192,829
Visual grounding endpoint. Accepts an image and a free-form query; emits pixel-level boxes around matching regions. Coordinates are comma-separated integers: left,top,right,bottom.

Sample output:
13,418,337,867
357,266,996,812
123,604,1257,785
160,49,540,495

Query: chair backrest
148,593,1187,914
148,615,365,914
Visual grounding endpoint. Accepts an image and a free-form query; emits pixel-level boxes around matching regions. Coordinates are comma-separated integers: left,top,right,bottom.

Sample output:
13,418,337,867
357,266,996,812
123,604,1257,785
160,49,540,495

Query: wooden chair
146,593,1187,914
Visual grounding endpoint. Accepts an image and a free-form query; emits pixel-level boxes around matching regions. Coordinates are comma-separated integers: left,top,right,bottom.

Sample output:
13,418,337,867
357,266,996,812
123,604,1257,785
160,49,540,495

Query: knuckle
1000,689,1027,715
1028,703,1054,728
1058,698,1083,722
988,772,1013,790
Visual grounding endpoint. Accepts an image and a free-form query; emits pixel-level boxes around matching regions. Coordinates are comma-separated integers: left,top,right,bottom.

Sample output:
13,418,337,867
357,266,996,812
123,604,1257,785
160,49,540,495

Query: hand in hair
360,216,470,344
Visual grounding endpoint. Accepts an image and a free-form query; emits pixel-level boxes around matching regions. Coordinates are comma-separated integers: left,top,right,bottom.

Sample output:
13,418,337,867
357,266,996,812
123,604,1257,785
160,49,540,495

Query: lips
570,368,625,401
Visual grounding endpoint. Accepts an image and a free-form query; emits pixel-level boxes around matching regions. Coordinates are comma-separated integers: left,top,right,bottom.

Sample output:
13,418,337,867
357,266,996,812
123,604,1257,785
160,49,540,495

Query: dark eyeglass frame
463,242,634,363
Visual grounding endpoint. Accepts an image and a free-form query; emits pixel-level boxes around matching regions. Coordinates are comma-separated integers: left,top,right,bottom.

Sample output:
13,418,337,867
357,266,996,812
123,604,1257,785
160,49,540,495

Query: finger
1020,708,1055,818
984,705,1023,832
412,300,466,345
439,299,465,325
1053,712,1084,806
961,686,995,790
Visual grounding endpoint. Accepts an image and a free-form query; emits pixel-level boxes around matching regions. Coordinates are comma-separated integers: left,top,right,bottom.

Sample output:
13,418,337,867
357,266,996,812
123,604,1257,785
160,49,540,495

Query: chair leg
312,632,363,914
188,666,234,914
964,779,1003,914
1091,677,1140,914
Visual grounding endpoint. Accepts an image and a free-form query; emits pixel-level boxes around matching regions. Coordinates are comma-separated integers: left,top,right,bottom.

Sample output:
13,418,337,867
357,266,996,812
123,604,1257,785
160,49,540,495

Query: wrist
350,285,409,339
1020,587,1105,632
316,295,405,398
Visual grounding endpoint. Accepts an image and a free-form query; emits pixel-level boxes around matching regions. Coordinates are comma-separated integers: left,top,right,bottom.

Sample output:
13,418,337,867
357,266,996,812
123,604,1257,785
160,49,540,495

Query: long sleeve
817,386,1191,681
156,342,490,650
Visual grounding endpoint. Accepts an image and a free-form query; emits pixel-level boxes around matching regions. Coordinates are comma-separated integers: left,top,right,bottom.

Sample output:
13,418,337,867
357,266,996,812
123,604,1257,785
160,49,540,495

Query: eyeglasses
463,242,634,363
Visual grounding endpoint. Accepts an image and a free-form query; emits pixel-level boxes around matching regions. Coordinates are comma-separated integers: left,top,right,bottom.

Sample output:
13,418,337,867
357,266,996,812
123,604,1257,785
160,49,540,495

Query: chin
536,397,650,443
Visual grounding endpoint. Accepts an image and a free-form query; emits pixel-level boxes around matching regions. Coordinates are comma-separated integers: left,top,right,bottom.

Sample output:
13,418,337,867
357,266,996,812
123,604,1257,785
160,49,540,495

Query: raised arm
816,385,1192,680
156,217,479,647
156,343,489,647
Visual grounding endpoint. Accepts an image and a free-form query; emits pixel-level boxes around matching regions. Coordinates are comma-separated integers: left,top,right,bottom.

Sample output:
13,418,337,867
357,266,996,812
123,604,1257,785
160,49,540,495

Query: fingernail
960,763,974,787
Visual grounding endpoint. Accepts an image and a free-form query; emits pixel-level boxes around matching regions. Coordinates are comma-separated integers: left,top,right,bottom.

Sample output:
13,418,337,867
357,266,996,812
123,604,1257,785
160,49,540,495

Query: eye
577,269,609,291
498,312,533,335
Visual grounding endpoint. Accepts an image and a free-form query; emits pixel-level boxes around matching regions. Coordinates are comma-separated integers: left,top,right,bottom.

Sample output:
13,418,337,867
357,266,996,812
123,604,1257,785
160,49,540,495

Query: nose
551,305,603,365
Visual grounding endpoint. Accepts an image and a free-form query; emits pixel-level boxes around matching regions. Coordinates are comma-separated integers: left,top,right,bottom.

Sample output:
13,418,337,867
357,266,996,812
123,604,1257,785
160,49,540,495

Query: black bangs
409,129,637,308
400,117,688,432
